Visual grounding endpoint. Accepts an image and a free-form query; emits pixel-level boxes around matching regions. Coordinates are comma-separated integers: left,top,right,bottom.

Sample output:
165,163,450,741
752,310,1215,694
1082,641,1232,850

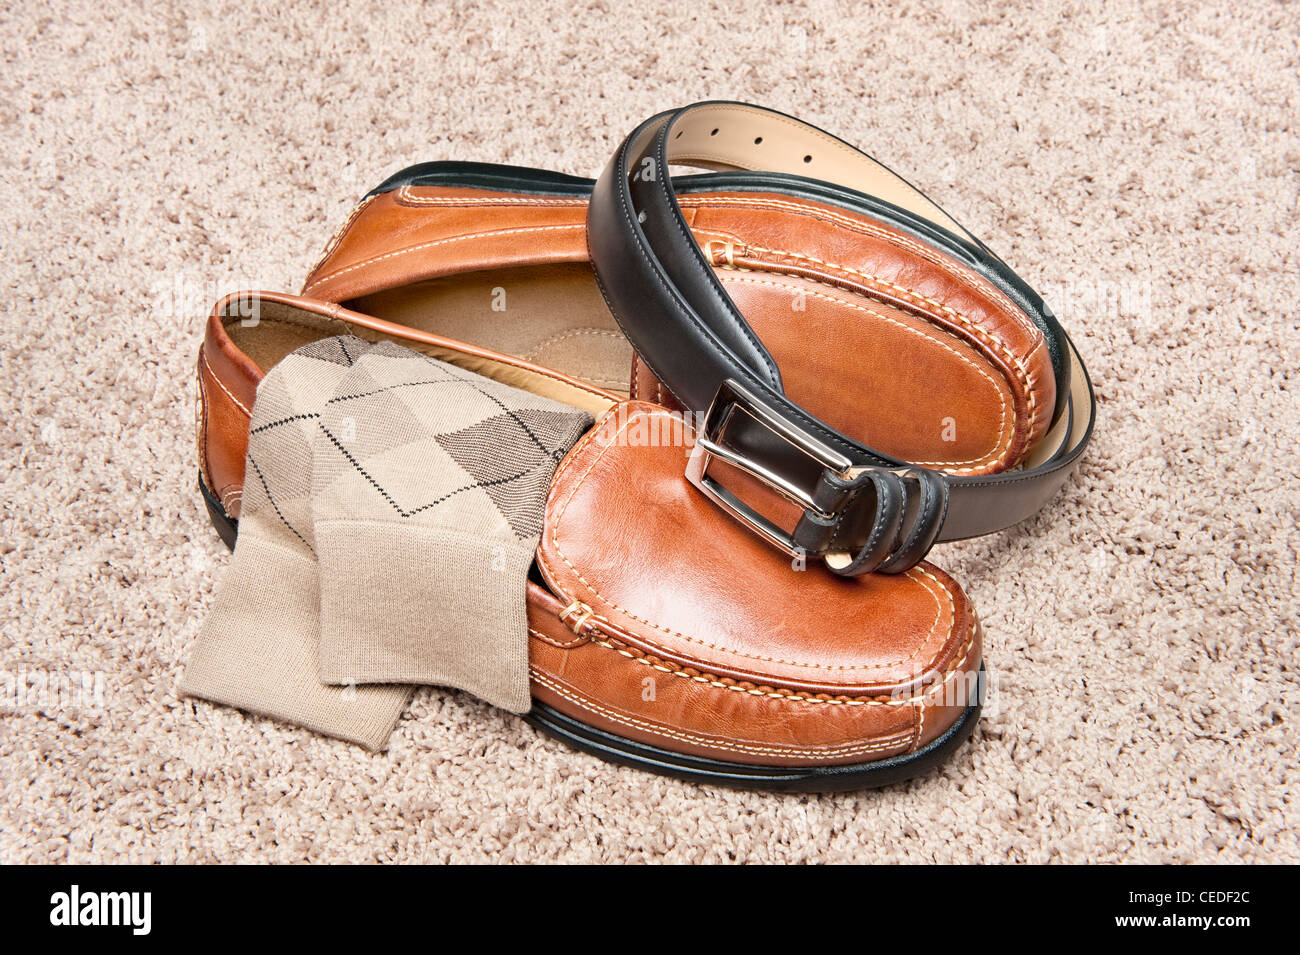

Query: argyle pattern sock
310,340,593,714
180,337,413,750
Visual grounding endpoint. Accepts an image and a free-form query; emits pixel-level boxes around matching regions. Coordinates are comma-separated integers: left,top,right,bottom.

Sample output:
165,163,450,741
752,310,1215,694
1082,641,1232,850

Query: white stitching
684,194,1039,340
568,626,975,707
702,232,1040,440
716,275,1013,471
303,223,584,294
530,668,916,758
520,327,628,360
200,351,251,417
396,184,588,207
540,408,956,672
196,360,211,489
305,195,377,284
528,626,587,650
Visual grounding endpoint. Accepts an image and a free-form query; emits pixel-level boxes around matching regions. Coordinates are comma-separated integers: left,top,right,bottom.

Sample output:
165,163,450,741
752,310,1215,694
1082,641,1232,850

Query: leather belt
587,101,1095,575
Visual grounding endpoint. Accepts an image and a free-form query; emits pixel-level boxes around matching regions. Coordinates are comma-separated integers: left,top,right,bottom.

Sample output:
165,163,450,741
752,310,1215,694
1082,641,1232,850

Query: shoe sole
199,475,982,791
523,690,981,792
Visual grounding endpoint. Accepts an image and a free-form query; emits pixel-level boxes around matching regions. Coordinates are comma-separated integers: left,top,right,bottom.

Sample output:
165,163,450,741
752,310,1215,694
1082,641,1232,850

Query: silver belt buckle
685,379,853,555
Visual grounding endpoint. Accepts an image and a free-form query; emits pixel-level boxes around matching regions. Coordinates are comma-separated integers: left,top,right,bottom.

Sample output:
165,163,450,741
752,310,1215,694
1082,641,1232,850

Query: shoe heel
198,476,238,551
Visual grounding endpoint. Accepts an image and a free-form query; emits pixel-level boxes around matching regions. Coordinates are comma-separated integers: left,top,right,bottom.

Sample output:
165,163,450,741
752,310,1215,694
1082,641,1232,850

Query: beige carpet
1,0,1296,864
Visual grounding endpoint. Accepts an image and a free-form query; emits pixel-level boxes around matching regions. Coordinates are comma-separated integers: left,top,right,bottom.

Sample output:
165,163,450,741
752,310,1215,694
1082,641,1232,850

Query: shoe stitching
529,668,915,759
700,234,1041,459
717,273,1013,471
519,327,629,361
200,350,252,417
534,621,976,707
539,408,956,673
541,407,948,671
304,195,377,284
396,185,588,208
683,194,1040,341
527,626,588,650
303,223,584,294
196,359,211,493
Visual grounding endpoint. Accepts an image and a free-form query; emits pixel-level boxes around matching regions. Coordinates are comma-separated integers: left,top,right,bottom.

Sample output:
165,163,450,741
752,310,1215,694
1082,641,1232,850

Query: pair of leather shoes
194,102,1092,789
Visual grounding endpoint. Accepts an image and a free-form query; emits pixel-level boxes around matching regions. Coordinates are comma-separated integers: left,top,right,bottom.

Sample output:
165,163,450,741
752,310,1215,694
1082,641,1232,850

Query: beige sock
310,340,592,714
180,337,413,750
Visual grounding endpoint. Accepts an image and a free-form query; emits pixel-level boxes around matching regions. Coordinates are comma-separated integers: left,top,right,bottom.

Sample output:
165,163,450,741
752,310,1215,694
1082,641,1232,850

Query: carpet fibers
0,0,1296,863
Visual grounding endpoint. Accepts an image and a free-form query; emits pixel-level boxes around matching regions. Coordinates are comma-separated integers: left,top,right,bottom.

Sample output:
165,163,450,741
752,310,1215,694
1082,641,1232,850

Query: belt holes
754,136,763,144
711,128,719,135
804,155,813,163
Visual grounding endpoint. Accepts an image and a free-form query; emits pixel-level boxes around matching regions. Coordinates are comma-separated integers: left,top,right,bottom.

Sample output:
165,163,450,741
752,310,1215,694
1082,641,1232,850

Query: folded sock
310,340,593,713
180,337,413,750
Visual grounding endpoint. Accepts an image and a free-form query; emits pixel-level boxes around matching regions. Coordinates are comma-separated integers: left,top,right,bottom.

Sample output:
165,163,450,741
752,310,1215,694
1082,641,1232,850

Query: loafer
301,161,1058,479
196,291,985,790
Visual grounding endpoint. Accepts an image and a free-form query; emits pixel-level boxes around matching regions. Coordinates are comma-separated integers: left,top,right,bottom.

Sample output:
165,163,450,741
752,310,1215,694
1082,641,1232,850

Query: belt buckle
685,379,853,555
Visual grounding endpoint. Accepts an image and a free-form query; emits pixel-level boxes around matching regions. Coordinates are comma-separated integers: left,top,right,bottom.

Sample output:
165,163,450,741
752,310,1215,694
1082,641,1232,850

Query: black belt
587,101,1095,575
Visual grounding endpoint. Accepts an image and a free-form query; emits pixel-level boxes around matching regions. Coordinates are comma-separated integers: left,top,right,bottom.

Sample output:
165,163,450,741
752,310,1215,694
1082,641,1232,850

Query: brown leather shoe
198,292,984,790
302,163,1059,481
299,132,1091,576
